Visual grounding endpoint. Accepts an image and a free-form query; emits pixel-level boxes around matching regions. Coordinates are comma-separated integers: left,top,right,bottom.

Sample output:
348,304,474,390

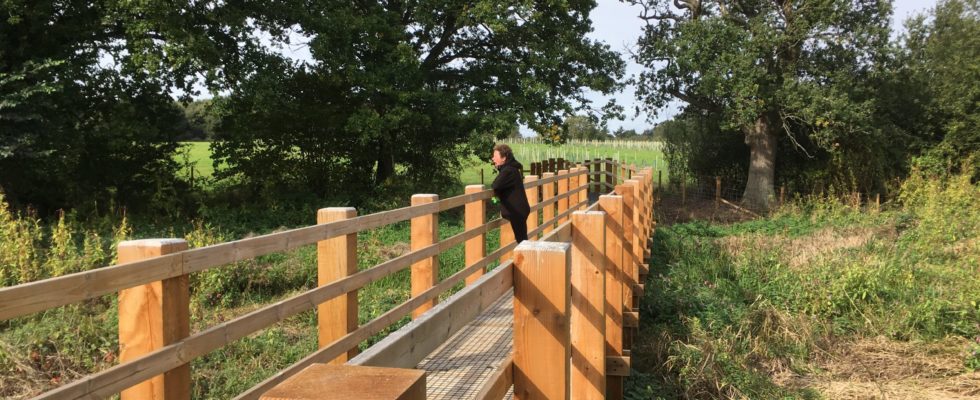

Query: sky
579,0,940,135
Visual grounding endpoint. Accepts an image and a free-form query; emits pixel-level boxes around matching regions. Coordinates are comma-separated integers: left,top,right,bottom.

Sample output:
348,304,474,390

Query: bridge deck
416,291,514,399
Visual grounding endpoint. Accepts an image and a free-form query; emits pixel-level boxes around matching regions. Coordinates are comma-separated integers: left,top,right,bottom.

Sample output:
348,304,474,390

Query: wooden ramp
417,291,514,399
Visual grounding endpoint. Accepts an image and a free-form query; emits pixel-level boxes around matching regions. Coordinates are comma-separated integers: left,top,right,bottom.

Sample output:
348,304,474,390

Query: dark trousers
508,214,529,243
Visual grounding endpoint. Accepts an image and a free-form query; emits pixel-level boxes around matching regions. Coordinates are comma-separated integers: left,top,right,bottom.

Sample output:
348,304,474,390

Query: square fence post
570,211,606,399
118,239,190,400
465,185,487,286
318,208,359,363
411,194,439,319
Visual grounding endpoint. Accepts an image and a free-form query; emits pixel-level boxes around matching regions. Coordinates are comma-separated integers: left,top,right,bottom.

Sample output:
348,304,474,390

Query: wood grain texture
513,241,571,400
465,185,487,285
411,194,439,319
259,364,425,400
118,239,190,400
570,212,606,400
317,208,358,363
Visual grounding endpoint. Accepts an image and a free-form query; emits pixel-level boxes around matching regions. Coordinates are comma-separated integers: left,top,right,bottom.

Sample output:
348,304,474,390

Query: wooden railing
0,159,652,400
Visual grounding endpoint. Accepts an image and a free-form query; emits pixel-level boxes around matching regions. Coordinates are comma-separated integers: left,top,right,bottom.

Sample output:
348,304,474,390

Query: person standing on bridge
491,144,531,243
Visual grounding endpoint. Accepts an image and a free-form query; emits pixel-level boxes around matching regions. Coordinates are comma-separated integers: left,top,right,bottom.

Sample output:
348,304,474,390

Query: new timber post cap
117,238,187,249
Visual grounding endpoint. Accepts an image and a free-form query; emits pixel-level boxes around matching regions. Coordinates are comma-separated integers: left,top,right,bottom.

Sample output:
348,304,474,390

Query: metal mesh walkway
417,290,515,399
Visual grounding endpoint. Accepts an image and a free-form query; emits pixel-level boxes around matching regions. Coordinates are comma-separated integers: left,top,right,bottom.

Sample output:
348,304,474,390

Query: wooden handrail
14,158,636,400
0,170,598,321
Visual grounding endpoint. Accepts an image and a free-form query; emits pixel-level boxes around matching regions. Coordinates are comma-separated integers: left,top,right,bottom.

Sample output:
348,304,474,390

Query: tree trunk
742,115,777,210
374,143,395,186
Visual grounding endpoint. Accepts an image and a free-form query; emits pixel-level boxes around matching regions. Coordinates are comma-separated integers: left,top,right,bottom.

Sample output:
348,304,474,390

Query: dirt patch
718,225,896,268
656,195,759,225
777,336,980,399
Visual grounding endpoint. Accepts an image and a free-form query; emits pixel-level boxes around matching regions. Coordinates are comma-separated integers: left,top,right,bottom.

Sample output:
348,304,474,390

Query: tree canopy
629,0,895,208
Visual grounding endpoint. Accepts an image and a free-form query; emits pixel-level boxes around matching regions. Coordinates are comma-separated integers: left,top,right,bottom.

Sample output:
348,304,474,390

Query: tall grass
626,168,980,399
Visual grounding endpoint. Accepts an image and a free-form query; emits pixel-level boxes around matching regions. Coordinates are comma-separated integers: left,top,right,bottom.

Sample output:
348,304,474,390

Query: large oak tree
629,0,892,208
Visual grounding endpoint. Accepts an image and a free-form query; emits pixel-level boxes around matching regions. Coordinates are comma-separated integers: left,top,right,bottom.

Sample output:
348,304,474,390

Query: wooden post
598,195,625,400
715,176,721,210
780,185,786,206
578,167,589,207
542,172,555,233
571,211,606,399
593,158,601,194
549,158,556,173
606,157,616,187
411,194,439,319
118,239,190,400
875,193,880,212
513,241,571,400
525,176,539,240
480,168,485,185
614,184,635,313
318,208,359,363
260,364,426,400
557,169,570,224
465,185,486,286
658,170,662,190
501,221,515,262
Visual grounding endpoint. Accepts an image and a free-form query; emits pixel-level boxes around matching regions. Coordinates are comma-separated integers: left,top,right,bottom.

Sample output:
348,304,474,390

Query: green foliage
634,170,980,396
564,114,610,141
209,1,624,205
901,0,980,179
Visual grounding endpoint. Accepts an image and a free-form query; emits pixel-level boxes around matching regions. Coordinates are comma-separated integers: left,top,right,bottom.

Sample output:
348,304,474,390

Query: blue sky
582,0,940,134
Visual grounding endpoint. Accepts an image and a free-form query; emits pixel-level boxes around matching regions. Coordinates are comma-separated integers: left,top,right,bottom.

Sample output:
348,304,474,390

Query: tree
901,0,980,178
630,0,892,208
210,1,624,203
0,1,219,212
613,127,639,139
565,114,609,141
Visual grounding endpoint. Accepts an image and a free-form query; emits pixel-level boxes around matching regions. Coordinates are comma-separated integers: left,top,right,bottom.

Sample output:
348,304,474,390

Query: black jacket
492,158,531,220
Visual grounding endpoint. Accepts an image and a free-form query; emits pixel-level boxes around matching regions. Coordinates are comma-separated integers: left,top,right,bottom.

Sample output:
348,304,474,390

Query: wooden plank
411,194,439,319
570,211,606,400
349,261,514,368
557,169,570,225
118,239,190,400
615,184,636,311
605,356,631,377
598,195,625,356
259,364,425,400
474,354,514,400
465,185,487,285
38,218,509,400
317,208,358,363
0,190,493,322
541,172,555,235
525,175,539,240
513,241,571,400
237,243,519,400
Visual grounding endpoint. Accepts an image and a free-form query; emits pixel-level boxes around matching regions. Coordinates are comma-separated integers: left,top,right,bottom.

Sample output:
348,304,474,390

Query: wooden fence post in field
780,185,786,207
558,169,570,224
513,241,572,400
465,185,486,286
598,195,626,400
118,239,190,400
318,207,359,363
525,176,539,240
625,179,644,279
658,170,662,191
542,172,556,234
411,194,439,319
571,211,606,400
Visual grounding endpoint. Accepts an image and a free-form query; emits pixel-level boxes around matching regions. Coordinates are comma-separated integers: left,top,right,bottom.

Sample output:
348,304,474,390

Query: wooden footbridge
1,159,656,400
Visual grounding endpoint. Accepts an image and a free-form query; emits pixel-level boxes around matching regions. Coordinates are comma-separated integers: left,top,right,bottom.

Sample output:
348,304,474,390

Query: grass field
178,140,667,185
